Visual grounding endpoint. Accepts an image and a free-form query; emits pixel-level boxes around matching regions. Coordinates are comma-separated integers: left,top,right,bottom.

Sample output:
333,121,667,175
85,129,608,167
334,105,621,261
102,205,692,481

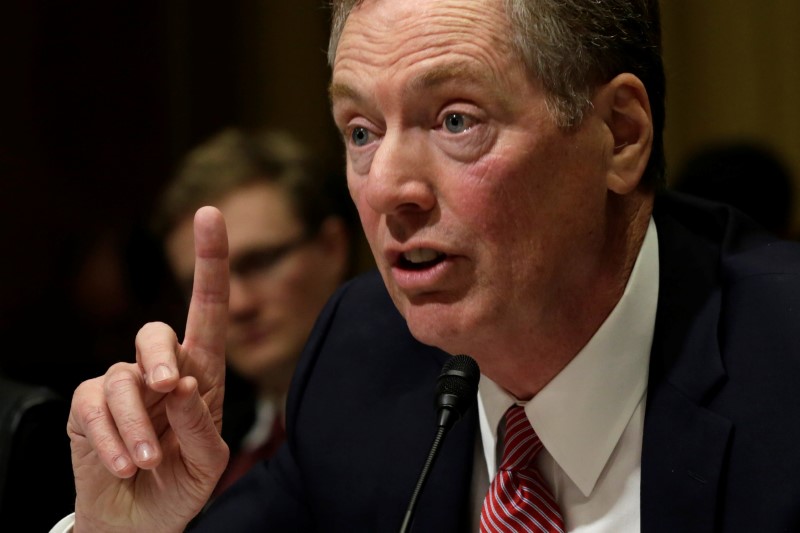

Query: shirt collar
478,216,659,497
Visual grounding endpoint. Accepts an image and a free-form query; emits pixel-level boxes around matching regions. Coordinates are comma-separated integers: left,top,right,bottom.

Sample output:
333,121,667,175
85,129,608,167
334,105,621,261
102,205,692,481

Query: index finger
183,206,229,376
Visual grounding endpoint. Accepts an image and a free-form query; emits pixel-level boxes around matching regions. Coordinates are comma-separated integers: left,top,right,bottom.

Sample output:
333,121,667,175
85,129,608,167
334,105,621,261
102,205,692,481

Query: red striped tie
480,405,565,533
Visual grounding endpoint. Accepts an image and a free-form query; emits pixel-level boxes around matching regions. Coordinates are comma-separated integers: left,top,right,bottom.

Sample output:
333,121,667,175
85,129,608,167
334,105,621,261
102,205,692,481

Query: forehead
219,182,300,239
332,0,517,93
165,182,301,278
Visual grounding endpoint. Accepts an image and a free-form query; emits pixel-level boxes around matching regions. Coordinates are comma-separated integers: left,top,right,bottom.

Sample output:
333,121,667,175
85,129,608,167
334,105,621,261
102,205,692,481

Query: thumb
166,376,229,485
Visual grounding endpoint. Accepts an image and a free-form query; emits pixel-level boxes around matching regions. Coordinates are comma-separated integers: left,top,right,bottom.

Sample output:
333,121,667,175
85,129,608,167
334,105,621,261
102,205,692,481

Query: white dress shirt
470,217,659,532
241,394,284,451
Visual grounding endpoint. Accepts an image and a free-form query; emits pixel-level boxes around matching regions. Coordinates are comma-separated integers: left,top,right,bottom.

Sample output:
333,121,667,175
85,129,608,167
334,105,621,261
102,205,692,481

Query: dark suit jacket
192,192,800,532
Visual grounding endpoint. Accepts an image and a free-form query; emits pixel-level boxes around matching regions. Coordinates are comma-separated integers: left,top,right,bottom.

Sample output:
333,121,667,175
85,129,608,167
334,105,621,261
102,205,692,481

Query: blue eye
444,113,468,133
351,127,370,146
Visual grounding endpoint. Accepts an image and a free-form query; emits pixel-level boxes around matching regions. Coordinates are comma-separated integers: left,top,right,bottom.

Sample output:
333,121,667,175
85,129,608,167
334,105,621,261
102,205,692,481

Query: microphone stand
398,426,447,533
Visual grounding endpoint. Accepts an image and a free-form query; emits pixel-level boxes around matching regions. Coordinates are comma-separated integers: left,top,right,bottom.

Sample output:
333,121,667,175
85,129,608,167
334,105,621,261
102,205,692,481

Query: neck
484,190,654,400
256,379,289,403
253,357,298,401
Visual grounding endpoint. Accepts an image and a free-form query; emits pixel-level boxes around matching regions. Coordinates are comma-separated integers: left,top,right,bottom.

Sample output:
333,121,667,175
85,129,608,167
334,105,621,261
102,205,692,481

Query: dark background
0,1,340,397
1,1,799,399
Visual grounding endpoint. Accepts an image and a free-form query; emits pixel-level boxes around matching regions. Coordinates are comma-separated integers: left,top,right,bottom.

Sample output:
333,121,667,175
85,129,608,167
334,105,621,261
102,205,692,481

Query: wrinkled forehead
331,0,512,65
333,0,513,67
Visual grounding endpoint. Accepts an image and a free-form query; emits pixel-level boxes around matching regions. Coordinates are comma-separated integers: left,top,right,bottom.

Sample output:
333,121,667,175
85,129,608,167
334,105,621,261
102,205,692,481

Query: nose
228,275,259,320
364,131,436,216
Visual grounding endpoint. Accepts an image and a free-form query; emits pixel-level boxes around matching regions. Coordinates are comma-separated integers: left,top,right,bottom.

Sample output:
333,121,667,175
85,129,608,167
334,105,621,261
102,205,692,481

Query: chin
229,348,274,375
403,306,479,356
389,282,497,352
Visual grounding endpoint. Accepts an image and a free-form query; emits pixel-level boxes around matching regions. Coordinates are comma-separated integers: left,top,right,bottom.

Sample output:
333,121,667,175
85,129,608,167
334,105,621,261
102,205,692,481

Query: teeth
403,248,441,264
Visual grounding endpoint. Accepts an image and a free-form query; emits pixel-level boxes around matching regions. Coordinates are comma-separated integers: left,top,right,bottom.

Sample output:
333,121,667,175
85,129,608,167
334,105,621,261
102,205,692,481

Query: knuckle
72,375,101,401
69,399,119,453
69,378,105,429
137,320,168,336
135,322,179,361
103,368,142,399
82,403,109,430
192,283,229,305
177,395,208,435
136,322,178,347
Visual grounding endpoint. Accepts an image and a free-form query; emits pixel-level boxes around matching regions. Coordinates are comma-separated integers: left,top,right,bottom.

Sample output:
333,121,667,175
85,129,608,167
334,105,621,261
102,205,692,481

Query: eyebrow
329,80,362,105
410,62,494,92
409,62,510,108
329,61,505,106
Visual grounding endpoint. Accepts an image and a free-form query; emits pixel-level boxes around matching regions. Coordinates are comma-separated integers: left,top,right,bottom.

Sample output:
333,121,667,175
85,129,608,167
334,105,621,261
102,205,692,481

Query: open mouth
397,248,447,270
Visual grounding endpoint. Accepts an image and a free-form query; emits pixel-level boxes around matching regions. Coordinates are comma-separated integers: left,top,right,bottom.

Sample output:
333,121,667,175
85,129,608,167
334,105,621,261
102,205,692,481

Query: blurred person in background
672,141,797,240
151,127,364,499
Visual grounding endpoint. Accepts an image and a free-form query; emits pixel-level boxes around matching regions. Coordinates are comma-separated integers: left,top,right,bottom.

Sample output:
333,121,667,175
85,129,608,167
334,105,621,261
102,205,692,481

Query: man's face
331,0,617,363
166,182,346,391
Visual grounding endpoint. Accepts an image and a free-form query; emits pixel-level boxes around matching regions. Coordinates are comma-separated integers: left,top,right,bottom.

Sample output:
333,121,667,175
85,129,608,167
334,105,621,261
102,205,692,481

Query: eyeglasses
229,233,314,281
179,232,314,297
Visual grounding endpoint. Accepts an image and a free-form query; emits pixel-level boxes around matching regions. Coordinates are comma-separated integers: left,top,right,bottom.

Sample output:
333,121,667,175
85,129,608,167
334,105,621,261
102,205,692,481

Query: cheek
452,154,568,291
451,155,539,238
349,185,383,257
282,259,340,314
348,174,373,225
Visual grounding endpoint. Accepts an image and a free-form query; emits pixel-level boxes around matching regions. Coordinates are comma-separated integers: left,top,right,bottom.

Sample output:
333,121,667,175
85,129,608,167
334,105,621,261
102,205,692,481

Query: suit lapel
642,290,732,532
642,195,734,532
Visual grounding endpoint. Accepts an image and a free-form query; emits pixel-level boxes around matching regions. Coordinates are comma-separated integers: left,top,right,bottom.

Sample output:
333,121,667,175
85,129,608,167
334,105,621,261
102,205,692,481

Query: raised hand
67,207,230,532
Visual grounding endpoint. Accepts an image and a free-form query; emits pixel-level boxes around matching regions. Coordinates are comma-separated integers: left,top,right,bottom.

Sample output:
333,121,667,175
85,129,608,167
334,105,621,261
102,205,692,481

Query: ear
317,215,351,281
593,73,653,195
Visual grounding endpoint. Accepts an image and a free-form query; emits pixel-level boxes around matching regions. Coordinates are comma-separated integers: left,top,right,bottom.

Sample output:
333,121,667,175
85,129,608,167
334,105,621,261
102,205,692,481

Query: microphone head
435,355,480,428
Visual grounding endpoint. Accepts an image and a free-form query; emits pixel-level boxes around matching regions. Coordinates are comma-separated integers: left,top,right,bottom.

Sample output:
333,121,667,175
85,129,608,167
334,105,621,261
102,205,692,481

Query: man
57,0,800,532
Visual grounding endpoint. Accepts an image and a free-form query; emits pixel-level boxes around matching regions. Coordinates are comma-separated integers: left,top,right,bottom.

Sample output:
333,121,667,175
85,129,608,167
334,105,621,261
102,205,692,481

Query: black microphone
399,354,480,533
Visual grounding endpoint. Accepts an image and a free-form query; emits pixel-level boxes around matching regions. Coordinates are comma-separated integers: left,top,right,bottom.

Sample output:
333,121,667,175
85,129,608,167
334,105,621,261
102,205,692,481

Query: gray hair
327,0,665,187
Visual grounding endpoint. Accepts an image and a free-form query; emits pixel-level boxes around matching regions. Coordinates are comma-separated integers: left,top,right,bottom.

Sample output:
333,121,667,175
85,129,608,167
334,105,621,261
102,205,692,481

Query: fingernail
113,455,130,472
152,364,172,383
135,442,154,463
